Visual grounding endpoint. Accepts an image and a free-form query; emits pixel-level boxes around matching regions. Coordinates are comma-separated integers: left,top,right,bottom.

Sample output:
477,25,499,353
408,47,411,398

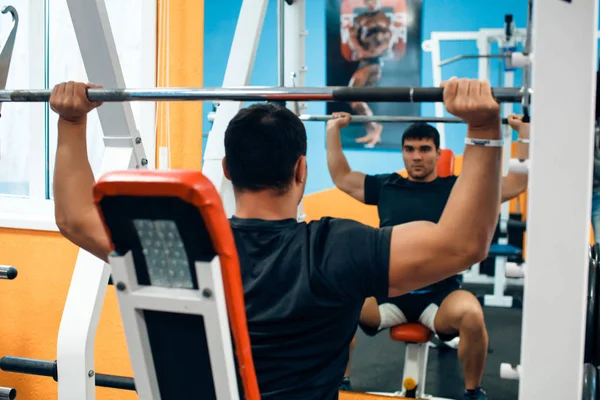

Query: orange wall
0,1,203,398
155,0,204,169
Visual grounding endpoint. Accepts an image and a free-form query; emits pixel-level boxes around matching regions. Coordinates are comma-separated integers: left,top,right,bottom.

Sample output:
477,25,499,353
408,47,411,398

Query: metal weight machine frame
425,23,528,308
519,1,597,398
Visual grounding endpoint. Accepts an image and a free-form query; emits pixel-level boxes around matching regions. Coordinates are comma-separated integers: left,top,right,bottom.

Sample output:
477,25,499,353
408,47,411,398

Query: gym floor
349,284,523,400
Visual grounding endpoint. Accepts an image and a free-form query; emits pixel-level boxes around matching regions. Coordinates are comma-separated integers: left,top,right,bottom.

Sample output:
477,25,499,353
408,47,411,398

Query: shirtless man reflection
348,0,393,148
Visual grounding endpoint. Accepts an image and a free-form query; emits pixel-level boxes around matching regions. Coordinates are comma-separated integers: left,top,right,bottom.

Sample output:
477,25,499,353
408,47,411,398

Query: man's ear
295,156,307,184
222,157,231,180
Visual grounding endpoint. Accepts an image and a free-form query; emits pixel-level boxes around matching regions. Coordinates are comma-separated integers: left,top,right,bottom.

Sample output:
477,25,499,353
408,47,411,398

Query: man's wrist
517,126,530,139
59,116,87,126
467,119,502,139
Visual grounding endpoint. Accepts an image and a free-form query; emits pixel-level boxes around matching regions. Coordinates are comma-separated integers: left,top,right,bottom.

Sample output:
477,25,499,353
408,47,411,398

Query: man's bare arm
326,113,366,202
501,116,530,202
348,18,364,55
52,82,111,262
388,78,502,295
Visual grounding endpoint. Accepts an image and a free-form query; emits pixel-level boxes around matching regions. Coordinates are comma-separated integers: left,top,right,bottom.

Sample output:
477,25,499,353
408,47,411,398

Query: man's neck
407,172,438,183
234,191,298,221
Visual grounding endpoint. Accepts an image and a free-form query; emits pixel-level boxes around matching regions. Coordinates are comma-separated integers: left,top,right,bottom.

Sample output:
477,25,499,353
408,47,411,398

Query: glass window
0,0,42,198
0,0,155,229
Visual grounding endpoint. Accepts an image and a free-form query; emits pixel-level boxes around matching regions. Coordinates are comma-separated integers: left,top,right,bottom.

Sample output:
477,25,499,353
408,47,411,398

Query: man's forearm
514,124,530,160
501,125,530,201
53,118,97,228
326,127,352,184
439,123,503,257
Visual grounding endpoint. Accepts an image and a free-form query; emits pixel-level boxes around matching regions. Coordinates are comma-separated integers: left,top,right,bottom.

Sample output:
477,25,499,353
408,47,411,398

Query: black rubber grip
0,357,56,379
6,267,17,280
0,357,135,391
95,373,136,391
331,87,523,103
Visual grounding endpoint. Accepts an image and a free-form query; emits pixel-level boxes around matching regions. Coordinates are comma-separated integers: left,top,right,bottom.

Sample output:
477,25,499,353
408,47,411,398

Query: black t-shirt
364,173,460,293
230,216,392,400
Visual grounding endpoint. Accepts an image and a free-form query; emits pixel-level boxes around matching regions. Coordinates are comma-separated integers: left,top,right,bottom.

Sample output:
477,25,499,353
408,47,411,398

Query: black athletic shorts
359,286,459,341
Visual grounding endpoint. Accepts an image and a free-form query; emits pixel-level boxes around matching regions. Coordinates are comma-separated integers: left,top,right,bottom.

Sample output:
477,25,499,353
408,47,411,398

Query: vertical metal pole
520,0,598,398
277,0,285,87
202,0,269,218
283,0,307,221
521,0,533,122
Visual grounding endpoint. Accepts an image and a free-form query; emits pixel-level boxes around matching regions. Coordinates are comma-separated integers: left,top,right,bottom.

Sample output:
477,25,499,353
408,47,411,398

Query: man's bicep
340,171,367,203
388,222,469,296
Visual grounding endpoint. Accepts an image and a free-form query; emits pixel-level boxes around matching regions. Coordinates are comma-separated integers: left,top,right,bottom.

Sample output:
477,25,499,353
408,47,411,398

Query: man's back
230,216,391,399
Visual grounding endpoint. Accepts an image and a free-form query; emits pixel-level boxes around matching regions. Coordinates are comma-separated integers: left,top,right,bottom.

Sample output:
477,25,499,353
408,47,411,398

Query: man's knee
359,297,381,328
459,303,486,333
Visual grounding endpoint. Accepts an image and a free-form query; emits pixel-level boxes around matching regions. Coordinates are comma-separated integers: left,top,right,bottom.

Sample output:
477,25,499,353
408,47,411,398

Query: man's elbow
55,207,73,238
55,211,85,245
455,242,490,268
331,171,349,190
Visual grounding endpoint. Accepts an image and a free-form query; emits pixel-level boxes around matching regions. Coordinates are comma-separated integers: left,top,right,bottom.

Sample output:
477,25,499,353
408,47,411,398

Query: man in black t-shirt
51,78,506,400
326,112,530,400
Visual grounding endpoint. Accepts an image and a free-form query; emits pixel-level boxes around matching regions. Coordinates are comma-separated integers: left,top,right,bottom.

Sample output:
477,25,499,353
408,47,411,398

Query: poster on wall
326,0,422,150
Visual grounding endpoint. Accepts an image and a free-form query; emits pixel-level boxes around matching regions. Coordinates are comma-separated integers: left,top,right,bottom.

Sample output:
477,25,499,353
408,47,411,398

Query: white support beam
519,0,598,398
56,1,153,399
202,0,269,217
284,0,307,221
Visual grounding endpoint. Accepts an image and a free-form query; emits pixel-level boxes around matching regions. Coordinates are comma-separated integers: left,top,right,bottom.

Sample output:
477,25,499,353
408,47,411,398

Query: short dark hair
401,123,440,149
224,103,307,195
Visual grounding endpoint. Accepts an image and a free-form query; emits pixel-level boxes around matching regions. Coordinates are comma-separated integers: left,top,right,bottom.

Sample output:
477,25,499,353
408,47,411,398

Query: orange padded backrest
389,323,433,343
437,149,455,177
93,170,260,400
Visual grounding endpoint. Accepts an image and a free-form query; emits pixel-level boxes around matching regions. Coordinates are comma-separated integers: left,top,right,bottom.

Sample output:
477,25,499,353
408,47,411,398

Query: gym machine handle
0,357,136,391
0,266,17,280
0,387,16,400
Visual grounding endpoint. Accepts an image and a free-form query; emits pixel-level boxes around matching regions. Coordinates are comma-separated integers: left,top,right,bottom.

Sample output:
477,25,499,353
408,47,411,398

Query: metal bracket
0,6,18,161
0,6,18,95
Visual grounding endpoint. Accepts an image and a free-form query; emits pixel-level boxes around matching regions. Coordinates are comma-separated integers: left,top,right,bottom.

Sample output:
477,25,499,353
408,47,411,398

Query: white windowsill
0,197,58,232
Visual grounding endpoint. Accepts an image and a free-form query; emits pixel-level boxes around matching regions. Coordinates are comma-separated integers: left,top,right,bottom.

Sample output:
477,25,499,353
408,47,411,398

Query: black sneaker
339,377,352,391
464,387,487,400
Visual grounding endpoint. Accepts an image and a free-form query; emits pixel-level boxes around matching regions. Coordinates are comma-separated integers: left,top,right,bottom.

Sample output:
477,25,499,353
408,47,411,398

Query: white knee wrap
378,303,408,329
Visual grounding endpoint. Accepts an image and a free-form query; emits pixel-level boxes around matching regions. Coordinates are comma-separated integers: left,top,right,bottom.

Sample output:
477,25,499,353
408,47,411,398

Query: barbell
0,86,527,103
207,112,513,125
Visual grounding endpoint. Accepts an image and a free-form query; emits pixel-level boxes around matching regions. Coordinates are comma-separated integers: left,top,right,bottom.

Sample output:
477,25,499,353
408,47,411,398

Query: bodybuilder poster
326,0,422,150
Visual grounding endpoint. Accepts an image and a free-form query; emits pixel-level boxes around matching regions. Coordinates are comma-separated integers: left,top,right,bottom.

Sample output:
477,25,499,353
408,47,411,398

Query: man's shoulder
307,217,381,241
370,172,400,183
307,216,373,230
